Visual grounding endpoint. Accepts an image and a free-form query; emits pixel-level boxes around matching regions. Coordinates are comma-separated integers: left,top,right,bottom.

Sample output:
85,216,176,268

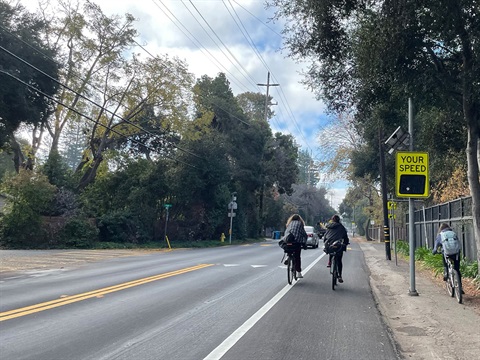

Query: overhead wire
151,0,252,93
223,0,313,151
0,24,204,162
223,0,283,130
184,0,261,90
0,42,204,162
231,0,283,38
6,1,311,156
0,69,198,169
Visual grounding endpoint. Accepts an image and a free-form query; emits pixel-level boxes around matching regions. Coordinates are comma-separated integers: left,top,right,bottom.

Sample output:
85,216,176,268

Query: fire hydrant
220,233,225,243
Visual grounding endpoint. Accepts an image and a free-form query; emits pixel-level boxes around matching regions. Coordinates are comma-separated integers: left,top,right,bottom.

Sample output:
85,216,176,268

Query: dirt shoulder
358,238,480,360
0,249,160,275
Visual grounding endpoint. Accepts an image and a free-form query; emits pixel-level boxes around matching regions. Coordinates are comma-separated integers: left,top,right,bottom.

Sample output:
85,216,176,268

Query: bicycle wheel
453,270,463,304
446,270,454,297
287,256,293,285
292,255,297,281
331,256,337,290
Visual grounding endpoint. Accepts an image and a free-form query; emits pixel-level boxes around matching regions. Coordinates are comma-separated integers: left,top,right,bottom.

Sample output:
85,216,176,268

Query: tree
236,91,274,122
75,54,194,189
316,112,363,181
0,1,59,171
283,183,334,226
36,1,138,156
297,150,319,186
269,0,480,266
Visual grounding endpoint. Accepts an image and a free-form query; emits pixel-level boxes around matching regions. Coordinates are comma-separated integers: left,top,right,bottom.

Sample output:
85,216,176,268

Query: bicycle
443,252,463,304
282,243,298,285
325,240,343,290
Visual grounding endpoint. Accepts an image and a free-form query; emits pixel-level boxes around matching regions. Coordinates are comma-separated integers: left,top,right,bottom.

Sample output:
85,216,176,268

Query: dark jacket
324,221,349,246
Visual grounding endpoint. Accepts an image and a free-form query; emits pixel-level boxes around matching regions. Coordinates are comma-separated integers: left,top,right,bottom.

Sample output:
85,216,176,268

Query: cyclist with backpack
281,214,308,278
432,223,463,288
323,215,350,283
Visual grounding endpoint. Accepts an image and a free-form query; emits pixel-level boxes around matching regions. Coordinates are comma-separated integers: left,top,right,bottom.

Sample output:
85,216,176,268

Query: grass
91,237,264,250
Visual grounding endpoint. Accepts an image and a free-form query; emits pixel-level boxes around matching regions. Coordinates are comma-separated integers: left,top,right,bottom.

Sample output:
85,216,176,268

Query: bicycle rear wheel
293,256,298,281
287,256,293,285
331,256,337,290
446,270,454,297
453,270,463,304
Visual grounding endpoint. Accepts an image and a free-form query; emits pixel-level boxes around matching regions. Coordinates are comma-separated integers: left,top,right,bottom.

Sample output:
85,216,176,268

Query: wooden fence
367,196,476,261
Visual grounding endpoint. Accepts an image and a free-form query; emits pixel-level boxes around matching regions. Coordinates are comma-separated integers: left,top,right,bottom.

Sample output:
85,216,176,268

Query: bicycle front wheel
446,271,454,297
453,270,463,304
331,256,337,290
287,256,293,285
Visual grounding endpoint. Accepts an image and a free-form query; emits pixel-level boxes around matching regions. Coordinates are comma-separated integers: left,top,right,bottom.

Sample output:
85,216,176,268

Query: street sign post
228,193,237,244
395,151,429,198
163,204,172,248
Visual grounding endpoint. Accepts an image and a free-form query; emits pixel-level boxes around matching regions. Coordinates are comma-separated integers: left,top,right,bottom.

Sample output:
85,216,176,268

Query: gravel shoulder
359,239,480,360
0,249,160,276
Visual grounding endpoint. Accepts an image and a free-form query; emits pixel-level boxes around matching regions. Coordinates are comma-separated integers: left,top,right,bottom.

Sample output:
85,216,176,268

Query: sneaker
297,272,303,278
338,277,343,283
327,262,331,268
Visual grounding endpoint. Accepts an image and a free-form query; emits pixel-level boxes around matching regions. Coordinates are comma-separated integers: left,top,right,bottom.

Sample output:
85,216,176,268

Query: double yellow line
0,263,213,322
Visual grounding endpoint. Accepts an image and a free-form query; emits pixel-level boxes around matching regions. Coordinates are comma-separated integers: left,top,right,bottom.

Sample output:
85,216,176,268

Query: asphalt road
0,241,400,360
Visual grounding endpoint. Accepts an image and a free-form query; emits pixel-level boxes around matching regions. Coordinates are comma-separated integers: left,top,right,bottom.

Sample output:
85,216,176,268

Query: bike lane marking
0,264,214,322
203,252,327,360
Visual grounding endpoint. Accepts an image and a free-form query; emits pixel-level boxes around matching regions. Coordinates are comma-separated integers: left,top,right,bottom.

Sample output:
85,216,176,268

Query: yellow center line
0,264,214,322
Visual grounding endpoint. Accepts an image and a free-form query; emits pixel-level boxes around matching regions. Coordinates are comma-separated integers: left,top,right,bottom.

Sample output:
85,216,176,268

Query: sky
23,0,349,210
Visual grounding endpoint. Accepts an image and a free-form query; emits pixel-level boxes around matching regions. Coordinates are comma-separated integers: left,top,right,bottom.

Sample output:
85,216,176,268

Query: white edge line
203,252,327,360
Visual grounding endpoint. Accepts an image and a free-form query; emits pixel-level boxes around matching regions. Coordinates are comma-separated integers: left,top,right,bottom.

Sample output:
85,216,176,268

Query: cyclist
432,223,463,290
323,214,349,283
282,214,308,278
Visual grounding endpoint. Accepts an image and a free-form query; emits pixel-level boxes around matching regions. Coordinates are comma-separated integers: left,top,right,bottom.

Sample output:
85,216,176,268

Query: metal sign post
227,193,237,245
407,98,419,296
388,201,398,266
164,204,172,246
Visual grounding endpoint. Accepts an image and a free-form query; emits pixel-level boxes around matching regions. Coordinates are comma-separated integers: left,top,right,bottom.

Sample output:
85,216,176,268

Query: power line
231,0,283,38
185,0,260,90
0,69,198,169
151,0,252,93
0,42,204,161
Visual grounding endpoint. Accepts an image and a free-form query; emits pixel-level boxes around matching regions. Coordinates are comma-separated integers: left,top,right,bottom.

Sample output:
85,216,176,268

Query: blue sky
23,0,349,209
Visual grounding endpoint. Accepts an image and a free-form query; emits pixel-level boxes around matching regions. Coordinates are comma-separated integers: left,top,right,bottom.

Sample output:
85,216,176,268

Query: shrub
59,217,99,248
97,211,142,243
461,259,478,279
0,170,56,248
394,239,478,280
395,240,409,256
415,247,430,261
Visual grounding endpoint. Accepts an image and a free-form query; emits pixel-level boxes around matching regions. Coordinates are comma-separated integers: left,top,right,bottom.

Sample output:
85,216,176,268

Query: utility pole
380,127,391,260
257,72,279,123
257,72,279,234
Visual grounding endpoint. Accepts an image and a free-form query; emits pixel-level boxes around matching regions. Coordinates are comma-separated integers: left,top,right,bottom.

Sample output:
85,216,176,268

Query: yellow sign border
395,151,429,198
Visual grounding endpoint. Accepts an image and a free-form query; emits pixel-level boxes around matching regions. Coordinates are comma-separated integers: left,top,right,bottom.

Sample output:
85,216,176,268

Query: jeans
291,243,302,272
329,251,344,277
